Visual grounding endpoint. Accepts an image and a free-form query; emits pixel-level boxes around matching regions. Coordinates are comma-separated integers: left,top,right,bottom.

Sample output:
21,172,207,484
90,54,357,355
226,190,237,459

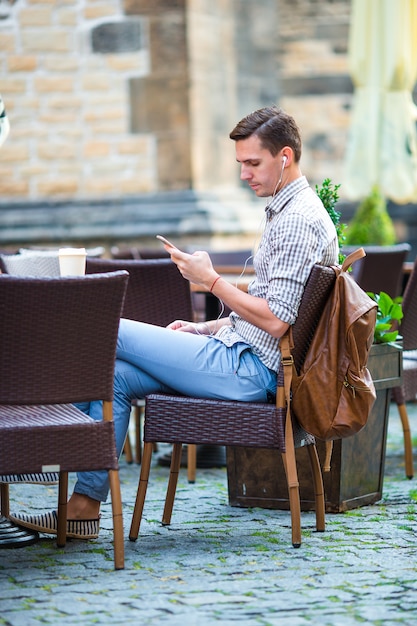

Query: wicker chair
0,271,129,569
391,255,417,479
0,247,104,277
129,263,336,548
343,243,411,298
110,245,170,260
85,257,195,471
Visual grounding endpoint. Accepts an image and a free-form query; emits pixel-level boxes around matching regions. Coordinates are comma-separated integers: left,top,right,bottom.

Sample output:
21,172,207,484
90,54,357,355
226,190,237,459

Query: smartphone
156,235,179,250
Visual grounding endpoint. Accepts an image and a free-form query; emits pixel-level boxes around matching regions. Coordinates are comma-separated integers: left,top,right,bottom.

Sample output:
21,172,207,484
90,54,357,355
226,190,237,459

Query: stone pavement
1,402,416,626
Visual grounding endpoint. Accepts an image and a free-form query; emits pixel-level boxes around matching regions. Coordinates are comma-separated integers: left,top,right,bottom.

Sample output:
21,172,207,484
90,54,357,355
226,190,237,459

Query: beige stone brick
0,180,29,196
81,75,113,92
119,177,155,194
86,119,127,134
84,94,126,108
56,129,84,140
42,95,83,112
4,97,40,112
0,34,16,53
56,8,78,26
19,7,53,26
21,31,71,53
19,164,50,177
43,55,79,73
83,4,121,20
104,53,147,73
34,77,74,92
83,177,119,195
117,136,150,155
84,105,125,122
56,163,83,176
0,79,27,94
38,110,79,123
0,166,14,179
38,142,78,159
7,56,38,72
37,178,79,195
83,141,111,158
0,143,30,162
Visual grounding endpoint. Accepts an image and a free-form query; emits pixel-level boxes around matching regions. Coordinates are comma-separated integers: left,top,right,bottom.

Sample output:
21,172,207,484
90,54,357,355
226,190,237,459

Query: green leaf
368,291,403,344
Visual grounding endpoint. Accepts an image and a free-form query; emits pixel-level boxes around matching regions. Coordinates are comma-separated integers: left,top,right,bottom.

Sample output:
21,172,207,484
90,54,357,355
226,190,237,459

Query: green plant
315,178,347,263
344,185,396,246
368,291,403,344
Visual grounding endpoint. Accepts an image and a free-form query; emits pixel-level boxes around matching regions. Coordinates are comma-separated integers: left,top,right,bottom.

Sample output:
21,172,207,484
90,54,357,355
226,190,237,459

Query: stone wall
0,0,154,201
0,0,415,253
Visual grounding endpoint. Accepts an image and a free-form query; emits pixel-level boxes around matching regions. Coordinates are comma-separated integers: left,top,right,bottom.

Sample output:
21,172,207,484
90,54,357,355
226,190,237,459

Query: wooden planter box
227,342,402,513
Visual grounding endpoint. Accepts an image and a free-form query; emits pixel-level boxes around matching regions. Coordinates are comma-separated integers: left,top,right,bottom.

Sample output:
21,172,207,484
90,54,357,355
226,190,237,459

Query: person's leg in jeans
70,319,277,519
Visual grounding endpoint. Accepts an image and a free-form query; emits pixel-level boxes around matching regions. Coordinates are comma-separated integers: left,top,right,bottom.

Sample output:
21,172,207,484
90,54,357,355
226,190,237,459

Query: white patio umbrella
343,0,417,203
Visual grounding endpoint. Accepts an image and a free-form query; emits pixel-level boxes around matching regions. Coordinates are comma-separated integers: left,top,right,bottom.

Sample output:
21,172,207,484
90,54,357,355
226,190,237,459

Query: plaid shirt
214,176,339,371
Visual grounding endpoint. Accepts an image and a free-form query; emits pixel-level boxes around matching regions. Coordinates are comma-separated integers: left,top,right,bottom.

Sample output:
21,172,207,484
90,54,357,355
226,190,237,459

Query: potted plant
344,184,396,246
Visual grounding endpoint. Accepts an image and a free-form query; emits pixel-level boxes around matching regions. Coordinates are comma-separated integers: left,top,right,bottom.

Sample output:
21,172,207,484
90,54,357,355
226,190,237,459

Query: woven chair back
86,257,193,326
0,271,128,405
343,243,410,298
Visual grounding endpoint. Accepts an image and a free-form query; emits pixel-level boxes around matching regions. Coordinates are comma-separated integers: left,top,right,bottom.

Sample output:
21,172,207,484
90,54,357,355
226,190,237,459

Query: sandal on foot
0,517,39,549
9,511,99,540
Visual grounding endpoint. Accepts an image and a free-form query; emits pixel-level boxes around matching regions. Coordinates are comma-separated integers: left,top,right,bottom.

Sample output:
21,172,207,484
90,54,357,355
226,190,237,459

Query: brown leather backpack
280,248,377,444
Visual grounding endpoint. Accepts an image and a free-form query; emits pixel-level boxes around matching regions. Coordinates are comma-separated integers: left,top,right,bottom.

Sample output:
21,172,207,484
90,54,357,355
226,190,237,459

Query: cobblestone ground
1,403,416,626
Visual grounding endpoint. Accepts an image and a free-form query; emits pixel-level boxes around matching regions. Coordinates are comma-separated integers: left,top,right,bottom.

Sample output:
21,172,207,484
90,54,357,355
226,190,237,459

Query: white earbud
282,155,287,166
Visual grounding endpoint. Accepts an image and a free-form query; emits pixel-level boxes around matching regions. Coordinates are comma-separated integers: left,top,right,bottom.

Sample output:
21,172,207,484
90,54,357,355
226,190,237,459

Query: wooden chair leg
307,444,325,532
57,472,68,548
129,441,153,541
281,451,301,548
134,404,142,464
0,483,9,517
133,403,157,464
108,468,125,570
162,443,182,525
397,403,414,479
187,444,197,483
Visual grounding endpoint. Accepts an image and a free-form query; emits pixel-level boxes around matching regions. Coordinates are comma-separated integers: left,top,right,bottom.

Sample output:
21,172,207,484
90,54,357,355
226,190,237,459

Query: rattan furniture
0,271,129,568
129,263,336,548
85,257,196,475
343,243,411,298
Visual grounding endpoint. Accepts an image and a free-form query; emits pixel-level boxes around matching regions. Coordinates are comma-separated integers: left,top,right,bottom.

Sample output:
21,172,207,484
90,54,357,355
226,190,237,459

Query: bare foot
67,493,100,520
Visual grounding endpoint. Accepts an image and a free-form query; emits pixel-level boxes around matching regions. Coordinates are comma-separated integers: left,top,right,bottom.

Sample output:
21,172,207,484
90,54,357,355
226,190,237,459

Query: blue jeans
74,319,277,501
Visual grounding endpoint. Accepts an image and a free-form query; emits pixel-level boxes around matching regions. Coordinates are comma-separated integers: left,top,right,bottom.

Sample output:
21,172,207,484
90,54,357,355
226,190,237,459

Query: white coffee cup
58,247,87,276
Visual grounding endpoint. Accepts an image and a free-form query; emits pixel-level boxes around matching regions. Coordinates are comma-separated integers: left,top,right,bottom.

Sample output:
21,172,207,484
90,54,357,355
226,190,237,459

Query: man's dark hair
229,105,302,162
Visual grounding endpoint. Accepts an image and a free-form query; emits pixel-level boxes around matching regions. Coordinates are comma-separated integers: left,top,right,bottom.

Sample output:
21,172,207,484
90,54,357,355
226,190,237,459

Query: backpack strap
278,329,299,492
280,319,335,473
341,247,366,272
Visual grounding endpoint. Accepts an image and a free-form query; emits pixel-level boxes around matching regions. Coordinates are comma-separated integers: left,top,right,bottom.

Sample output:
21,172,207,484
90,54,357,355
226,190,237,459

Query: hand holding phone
156,235,179,251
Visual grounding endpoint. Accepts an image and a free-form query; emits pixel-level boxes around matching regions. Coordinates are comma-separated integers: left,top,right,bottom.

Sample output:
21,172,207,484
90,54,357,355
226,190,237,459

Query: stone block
7,56,37,72
83,141,110,158
0,34,17,53
91,19,143,54
34,77,74,92
19,7,53,26
37,178,79,196
21,31,71,53
37,142,78,160
0,180,29,196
